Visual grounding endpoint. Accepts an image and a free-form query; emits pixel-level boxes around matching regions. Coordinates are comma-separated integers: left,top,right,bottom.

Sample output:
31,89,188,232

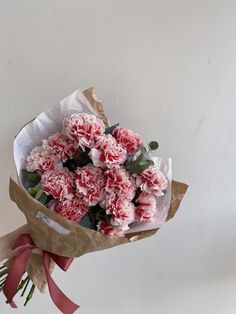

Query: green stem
24,283,35,306
0,277,7,285
0,265,7,270
16,276,29,293
0,280,6,291
5,275,29,304
21,277,30,297
0,269,9,277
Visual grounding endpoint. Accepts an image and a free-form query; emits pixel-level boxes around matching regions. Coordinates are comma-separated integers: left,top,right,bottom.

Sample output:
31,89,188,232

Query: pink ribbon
3,234,79,314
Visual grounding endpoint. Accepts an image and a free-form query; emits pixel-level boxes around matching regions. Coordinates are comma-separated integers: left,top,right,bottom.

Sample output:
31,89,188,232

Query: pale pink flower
135,192,157,222
41,167,74,201
106,195,135,226
134,166,168,196
90,134,127,168
25,141,59,172
50,198,88,223
48,132,77,162
97,221,124,237
104,166,135,201
113,127,142,154
74,164,106,206
64,113,105,150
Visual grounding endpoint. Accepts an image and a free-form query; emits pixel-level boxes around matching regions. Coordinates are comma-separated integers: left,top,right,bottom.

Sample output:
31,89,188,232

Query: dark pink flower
50,198,88,223
41,167,74,201
48,132,77,162
64,113,105,150
112,127,142,154
104,166,135,201
134,166,168,196
90,134,127,168
135,192,157,222
74,164,106,206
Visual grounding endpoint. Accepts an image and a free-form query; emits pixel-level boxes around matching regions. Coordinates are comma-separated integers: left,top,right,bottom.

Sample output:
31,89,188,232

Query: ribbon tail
3,248,32,307
43,252,79,314
48,252,74,271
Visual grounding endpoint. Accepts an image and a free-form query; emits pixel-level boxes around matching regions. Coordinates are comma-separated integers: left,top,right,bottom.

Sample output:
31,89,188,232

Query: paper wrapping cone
5,87,188,291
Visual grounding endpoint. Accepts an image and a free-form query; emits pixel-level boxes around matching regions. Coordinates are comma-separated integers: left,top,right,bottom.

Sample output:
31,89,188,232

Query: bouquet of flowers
0,87,188,313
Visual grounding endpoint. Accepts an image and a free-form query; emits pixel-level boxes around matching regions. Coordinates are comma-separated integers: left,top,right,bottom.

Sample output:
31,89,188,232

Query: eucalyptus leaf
80,214,96,229
148,159,154,166
35,189,43,200
22,170,41,183
141,146,147,154
28,188,37,198
148,141,159,151
37,193,48,205
128,162,150,174
27,183,42,198
63,149,91,171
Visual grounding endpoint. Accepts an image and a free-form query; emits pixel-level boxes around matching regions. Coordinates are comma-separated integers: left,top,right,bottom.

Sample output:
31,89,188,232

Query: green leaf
95,212,101,220
79,214,96,229
141,146,147,154
148,141,159,151
28,183,49,205
64,148,91,171
105,123,119,134
125,158,154,174
27,188,35,197
22,170,41,183
35,189,43,200
28,182,42,196
129,160,152,174
22,170,41,189
37,193,48,205
148,159,154,166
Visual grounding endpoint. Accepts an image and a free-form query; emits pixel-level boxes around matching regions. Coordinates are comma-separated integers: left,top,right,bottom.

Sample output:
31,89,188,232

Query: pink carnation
134,166,168,196
105,166,135,201
97,221,124,237
25,141,59,172
48,132,77,162
41,167,74,201
135,192,157,222
113,127,142,154
74,164,106,206
106,195,135,227
90,134,127,168
64,113,105,150
50,198,88,223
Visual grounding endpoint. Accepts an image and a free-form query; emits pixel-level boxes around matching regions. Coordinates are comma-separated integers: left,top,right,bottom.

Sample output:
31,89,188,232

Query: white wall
0,1,236,313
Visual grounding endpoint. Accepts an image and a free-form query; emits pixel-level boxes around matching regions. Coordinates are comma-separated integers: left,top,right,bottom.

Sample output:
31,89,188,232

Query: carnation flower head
41,167,74,201
74,163,106,206
50,198,88,223
135,192,157,222
64,113,105,150
134,165,168,196
106,194,135,227
48,132,77,162
112,127,142,155
89,134,127,168
97,221,124,237
25,141,60,172
104,166,135,201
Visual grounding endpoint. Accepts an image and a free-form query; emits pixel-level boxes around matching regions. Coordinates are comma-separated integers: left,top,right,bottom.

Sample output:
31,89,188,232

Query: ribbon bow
3,234,79,314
